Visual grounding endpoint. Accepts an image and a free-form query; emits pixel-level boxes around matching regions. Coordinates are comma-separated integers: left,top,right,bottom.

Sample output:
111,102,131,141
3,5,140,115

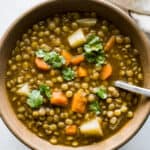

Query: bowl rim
0,0,150,149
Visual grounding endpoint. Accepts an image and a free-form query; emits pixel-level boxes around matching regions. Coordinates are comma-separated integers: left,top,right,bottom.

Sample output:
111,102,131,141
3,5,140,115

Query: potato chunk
76,18,97,26
68,29,86,48
17,83,30,96
80,117,103,137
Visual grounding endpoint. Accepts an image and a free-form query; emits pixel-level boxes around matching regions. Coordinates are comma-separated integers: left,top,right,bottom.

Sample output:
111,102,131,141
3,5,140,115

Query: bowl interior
0,0,150,150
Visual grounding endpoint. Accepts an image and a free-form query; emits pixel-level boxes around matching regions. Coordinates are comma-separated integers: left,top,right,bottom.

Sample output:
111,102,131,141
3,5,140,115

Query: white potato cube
80,117,103,137
17,83,30,96
68,28,86,48
77,18,97,26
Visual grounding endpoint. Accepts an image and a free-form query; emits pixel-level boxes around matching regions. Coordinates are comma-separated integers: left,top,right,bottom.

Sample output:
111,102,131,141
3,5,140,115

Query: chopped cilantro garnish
62,67,75,81
36,50,65,68
27,90,43,108
89,100,101,115
84,35,103,53
96,87,107,99
36,49,46,58
39,84,51,98
83,34,106,66
47,51,65,68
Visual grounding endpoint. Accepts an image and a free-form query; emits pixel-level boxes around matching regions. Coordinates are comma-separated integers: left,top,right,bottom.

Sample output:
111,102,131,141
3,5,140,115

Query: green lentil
66,91,73,98
49,137,58,144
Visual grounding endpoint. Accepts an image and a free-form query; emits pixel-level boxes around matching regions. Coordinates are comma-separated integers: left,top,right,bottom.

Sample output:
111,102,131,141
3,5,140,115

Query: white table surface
0,0,150,150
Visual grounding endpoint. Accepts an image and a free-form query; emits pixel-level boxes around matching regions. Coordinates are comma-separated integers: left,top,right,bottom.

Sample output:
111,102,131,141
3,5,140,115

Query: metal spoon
114,80,150,97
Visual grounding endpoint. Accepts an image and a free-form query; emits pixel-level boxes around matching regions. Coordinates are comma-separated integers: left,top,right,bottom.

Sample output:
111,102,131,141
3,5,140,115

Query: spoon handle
114,80,150,97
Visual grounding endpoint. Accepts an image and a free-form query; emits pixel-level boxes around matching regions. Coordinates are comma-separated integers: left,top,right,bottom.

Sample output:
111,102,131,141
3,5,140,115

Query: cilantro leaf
48,51,65,68
43,53,51,62
86,34,100,44
84,44,102,53
83,34,105,66
96,87,107,99
84,51,97,63
36,49,46,58
89,100,101,115
27,90,43,108
96,54,105,66
36,49,51,62
39,84,51,98
62,67,75,81
35,50,65,69
84,35,103,53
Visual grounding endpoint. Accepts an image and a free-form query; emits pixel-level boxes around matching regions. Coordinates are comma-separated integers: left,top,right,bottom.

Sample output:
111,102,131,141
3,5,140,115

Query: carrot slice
61,50,72,65
35,57,49,71
71,55,85,65
78,66,88,77
51,91,68,106
71,90,87,113
100,63,112,80
65,125,77,135
104,36,115,51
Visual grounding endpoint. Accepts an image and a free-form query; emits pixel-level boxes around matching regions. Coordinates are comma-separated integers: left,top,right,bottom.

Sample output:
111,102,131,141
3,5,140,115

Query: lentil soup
6,12,143,146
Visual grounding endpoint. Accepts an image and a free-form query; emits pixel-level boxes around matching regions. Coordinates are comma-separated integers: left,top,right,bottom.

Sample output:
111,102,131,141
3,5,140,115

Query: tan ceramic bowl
0,0,150,149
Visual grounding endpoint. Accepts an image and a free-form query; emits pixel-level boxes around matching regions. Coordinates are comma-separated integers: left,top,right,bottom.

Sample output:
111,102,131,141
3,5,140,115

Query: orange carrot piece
35,57,49,71
71,90,87,113
78,66,88,77
61,50,72,65
100,63,112,80
104,36,115,51
71,54,85,65
65,125,77,135
51,91,68,106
